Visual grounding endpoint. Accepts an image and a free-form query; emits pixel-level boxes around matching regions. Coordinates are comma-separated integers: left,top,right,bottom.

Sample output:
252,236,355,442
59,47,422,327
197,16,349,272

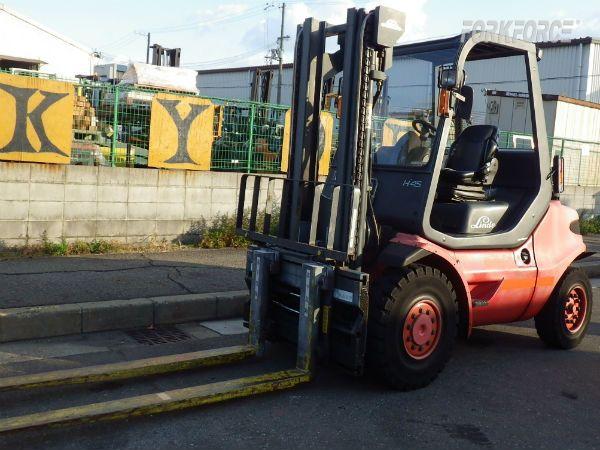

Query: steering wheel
412,118,436,140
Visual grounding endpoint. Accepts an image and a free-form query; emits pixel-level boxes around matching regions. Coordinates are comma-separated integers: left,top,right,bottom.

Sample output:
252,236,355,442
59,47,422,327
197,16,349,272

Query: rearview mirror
438,67,463,89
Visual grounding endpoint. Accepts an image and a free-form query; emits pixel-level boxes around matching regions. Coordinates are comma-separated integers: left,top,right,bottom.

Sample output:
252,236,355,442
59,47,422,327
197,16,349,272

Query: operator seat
437,125,499,201
432,125,509,235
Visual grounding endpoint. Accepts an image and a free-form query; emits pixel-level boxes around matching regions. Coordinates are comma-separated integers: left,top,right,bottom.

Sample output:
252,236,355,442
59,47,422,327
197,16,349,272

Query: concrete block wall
3,160,599,248
561,185,600,215
0,162,245,247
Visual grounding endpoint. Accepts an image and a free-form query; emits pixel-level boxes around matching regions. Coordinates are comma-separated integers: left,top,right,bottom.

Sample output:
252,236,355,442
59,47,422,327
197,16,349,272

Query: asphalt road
0,248,247,308
0,306,598,449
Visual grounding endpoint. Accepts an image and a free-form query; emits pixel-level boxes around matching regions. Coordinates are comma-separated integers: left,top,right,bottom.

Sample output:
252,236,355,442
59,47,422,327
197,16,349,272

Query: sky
5,0,600,69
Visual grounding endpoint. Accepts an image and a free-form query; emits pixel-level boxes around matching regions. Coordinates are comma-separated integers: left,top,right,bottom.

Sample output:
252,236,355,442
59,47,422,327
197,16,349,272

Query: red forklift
0,6,592,433
236,12,593,389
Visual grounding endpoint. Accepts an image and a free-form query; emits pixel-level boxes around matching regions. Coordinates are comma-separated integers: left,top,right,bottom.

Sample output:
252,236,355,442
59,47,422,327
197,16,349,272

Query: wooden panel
382,117,412,146
280,109,334,175
148,93,214,171
280,109,292,173
0,73,73,164
318,111,334,176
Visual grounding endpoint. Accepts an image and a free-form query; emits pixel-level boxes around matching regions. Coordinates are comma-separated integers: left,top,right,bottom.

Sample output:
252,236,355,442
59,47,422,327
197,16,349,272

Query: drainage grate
127,326,192,346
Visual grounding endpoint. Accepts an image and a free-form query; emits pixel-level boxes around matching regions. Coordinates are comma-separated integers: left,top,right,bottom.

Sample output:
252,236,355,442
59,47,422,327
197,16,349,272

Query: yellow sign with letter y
148,93,215,171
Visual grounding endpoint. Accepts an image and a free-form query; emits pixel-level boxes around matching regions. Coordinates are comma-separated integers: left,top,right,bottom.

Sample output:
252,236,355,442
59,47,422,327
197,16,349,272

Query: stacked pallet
73,95,98,131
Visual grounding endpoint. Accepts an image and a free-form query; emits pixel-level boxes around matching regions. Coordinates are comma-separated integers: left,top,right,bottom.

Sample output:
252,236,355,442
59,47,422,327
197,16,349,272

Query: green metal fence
2,70,600,186
71,83,153,168
211,101,287,173
0,70,289,172
497,130,600,186
69,81,289,172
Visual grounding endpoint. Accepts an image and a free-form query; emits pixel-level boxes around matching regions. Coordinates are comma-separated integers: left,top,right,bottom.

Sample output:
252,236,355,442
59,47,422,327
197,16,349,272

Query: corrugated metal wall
196,70,253,101
539,43,589,101
196,41,599,114
386,44,596,122
386,57,433,115
484,94,600,142
197,67,294,105
587,42,600,104
554,101,600,142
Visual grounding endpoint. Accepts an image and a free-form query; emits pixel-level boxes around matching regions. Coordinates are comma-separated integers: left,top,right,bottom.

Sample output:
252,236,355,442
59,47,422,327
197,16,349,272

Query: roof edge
486,89,600,110
0,4,94,55
197,63,293,75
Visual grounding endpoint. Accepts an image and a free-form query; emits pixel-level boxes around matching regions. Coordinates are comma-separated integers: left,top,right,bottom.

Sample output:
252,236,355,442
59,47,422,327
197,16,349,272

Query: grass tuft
580,216,600,235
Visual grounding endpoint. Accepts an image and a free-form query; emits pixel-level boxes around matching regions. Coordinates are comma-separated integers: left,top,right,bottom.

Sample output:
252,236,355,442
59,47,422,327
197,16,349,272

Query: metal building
0,5,100,79
387,36,600,122
485,90,600,143
197,64,294,104
197,36,600,117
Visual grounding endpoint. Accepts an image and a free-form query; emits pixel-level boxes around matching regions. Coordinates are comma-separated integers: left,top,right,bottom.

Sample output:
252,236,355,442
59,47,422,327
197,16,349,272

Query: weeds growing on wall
0,210,281,257
35,232,118,256
580,216,600,235
195,214,249,249
190,208,280,249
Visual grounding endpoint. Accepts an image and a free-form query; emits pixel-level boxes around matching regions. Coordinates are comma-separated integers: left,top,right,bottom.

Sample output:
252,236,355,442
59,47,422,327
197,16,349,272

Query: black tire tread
535,266,592,349
368,265,458,390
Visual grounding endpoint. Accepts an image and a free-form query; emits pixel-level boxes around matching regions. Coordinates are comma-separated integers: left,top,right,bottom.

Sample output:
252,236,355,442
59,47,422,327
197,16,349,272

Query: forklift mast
236,6,405,375
250,68,274,103
237,6,405,268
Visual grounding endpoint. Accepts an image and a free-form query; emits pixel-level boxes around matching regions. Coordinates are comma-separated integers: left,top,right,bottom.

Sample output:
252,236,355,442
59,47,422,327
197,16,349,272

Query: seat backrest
446,125,498,172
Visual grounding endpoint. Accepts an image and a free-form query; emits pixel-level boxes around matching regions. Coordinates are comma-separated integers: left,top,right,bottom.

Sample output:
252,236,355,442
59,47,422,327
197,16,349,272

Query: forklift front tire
368,265,458,390
535,267,592,349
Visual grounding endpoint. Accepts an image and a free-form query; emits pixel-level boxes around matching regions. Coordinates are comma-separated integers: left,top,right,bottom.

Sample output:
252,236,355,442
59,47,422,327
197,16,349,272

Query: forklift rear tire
368,265,458,390
534,267,592,349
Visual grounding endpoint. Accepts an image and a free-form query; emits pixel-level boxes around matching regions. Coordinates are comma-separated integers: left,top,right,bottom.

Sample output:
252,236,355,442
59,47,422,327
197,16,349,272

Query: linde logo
471,216,496,230
0,82,70,156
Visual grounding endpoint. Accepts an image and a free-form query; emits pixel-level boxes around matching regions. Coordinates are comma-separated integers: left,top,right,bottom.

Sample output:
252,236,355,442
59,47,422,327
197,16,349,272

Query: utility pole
276,2,286,104
146,32,151,64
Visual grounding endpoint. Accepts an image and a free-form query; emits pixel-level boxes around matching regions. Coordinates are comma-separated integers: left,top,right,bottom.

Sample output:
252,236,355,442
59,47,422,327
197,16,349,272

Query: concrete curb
0,290,249,343
1,279,596,343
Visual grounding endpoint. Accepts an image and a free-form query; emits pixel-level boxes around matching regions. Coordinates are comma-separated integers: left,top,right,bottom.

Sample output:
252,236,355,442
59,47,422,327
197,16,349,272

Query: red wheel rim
564,286,587,334
403,299,442,360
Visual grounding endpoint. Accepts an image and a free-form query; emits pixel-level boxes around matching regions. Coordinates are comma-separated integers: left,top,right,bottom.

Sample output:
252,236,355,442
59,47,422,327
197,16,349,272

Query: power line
143,0,352,35
387,72,600,90
181,47,269,68
97,32,138,49
148,6,267,34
